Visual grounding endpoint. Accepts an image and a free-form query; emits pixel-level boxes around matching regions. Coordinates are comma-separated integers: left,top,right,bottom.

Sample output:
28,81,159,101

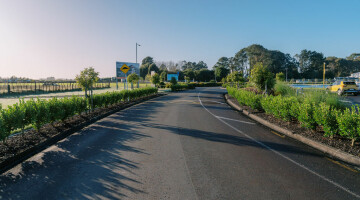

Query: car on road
327,80,359,96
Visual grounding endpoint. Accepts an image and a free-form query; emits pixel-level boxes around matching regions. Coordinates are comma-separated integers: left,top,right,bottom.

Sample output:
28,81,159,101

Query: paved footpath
0,87,359,199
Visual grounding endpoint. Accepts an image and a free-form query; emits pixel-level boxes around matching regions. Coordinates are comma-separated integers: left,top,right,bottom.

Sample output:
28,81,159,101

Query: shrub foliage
0,87,158,142
227,86,360,146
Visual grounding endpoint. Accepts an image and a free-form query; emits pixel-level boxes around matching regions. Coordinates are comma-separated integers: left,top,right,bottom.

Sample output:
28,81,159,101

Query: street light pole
323,62,326,87
136,43,141,63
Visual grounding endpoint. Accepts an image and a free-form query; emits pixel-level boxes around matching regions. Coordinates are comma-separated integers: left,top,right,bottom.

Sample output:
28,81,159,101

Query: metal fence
0,81,111,95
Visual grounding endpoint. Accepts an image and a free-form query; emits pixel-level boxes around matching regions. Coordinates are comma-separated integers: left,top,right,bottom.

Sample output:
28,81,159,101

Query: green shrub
249,62,275,91
274,81,295,96
289,100,301,120
302,89,345,110
0,112,5,142
261,95,298,121
1,103,25,138
20,99,36,127
227,85,360,146
313,102,338,137
32,98,49,131
165,83,172,88
170,77,177,85
276,72,285,82
226,71,244,83
47,97,65,124
227,87,262,110
297,99,316,129
336,107,359,146
159,82,165,88
170,84,194,91
0,87,158,141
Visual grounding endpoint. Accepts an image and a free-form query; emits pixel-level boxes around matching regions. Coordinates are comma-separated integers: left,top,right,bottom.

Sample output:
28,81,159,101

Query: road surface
0,87,359,199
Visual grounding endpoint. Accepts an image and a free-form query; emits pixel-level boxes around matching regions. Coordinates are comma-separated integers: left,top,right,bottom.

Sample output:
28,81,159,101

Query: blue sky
0,0,359,79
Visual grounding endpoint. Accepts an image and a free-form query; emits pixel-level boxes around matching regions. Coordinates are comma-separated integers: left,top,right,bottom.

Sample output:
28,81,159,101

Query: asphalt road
346,95,360,105
0,87,359,200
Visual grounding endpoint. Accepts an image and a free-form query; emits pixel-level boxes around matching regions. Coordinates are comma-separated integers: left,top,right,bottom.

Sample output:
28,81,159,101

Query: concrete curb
225,94,360,167
0,93,165,174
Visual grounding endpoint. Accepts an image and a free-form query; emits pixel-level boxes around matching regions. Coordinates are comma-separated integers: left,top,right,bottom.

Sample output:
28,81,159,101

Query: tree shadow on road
103,120,323,158
0,94,181,199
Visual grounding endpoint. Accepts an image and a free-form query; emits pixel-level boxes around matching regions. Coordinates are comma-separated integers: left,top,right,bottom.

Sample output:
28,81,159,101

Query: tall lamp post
136,43,141,63
323,62,326,87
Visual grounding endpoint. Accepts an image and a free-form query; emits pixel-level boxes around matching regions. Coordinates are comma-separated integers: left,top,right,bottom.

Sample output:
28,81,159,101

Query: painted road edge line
199,92,360,199
224,94,360,167
215,116,256,125
271,131,286,138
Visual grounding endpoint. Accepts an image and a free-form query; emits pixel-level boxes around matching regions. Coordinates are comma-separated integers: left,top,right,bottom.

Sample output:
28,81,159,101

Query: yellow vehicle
327,80,359,96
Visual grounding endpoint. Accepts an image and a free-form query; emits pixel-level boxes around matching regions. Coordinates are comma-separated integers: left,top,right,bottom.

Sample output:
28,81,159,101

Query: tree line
139,57,215,82
139,45,360,83
215,44,360,80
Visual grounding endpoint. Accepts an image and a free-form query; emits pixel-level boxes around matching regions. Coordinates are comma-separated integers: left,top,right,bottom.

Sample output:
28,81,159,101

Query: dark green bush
0,87,158,142
313,102,338,137
170,84,195,91
227,86,360,145
336,107,358,146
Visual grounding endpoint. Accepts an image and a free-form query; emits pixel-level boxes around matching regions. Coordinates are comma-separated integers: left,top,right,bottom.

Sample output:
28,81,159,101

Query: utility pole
136,43,141,63
323,62,326,87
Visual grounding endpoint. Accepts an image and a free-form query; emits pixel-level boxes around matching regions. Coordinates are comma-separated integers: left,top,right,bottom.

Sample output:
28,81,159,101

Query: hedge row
189,82,222,87
170,83,196,91
227,86,359,146
0,87,158,142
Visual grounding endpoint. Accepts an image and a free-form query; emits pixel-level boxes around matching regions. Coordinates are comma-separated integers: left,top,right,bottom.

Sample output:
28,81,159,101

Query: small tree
185,77,190,83
127,73,140,84
226,71,244,83
249,62,275,92
170,77,177,85
160,71,167,82
75,67,99,110
276,72,285,82
151,73,160,87
145,74,152,82
214,66,229,82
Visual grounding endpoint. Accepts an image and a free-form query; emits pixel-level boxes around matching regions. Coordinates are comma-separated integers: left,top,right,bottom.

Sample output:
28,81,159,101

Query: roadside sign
116,62,139,79
120,64,130,74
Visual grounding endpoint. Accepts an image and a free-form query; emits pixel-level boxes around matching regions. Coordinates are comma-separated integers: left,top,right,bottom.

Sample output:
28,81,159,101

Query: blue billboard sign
167,72,179,81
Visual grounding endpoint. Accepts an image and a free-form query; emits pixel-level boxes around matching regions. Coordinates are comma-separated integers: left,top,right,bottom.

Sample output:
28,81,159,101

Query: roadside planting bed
227,86,360,157
0,87,158,165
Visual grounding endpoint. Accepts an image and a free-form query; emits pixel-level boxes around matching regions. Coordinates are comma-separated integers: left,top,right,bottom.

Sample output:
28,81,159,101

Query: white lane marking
215,116,256,125
197,92,360,199
202,100,226,104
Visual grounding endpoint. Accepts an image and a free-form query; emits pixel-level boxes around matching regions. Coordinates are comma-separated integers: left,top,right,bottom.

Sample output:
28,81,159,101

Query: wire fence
0,81,111,96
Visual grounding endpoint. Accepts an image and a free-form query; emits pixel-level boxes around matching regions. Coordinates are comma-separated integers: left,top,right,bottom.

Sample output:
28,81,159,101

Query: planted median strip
0,87,159,172
0,87,158,141
226,86,360,166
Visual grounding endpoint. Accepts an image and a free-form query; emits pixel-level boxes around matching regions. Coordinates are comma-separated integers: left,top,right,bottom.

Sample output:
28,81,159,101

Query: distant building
350,72,360,78
46,77,55,81
167,72,179,81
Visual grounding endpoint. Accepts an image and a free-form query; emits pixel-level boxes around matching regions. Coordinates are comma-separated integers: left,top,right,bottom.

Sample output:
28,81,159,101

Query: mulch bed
0,94,162,165
226,95,360,157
